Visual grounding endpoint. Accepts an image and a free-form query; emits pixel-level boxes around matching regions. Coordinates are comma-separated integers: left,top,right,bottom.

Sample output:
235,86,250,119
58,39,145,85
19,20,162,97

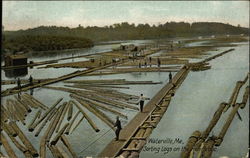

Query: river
1,39,249,158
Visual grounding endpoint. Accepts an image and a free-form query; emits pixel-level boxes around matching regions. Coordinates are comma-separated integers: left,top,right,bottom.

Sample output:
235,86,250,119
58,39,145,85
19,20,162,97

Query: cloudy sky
3,1,249,31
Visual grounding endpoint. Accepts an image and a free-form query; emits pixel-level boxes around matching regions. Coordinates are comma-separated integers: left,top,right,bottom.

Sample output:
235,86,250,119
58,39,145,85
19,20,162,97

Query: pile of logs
181,73,249,158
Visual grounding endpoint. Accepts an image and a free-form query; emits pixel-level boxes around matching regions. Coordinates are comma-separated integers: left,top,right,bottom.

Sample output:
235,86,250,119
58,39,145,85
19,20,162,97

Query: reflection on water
1,40,155,80
4,67,28,78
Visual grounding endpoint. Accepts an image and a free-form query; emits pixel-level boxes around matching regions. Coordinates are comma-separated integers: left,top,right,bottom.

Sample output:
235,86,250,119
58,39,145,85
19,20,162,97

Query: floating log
142,127,153,138
6,99,21,121
24,93,49,110
77,92,139,111
40,106,62,158
9,121,39,157
201,49,234,63
215,103,241,146
55,102,70,133
228,81,244,106
35,108,57,137
28,98,63,132
1,106,11,122
15,97,32,113
73,80,162,85
224,74,248,112
28,110,42,131
21,94,39,109
201,136,217,158
4,126,34,158
70,115,84,134
240,86,249,109
71,100,100,132
181,130,201,158
79,97,128,119
46,103,66,143
44,86,125,109
1,132,18,158
0,151,6,157
57,146,71,158
71,94,115,130
2,121,18,137
48,144,64,158
51,123,70,145
77,92,125,109
8,99,26,125
79,87,133,101
65,111,81,135
13,99,29,116
61,135,78,158
14,98,28,113
194,102,227,150
67,102,73,121
65,84,130,89
64,79,126,84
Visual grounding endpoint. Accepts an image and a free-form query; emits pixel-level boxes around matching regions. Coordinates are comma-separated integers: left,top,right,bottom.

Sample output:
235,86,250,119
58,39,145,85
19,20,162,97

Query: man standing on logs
17,78,21,89
29,75,33,85
114,116,122,141
17,78,21,98
169,72,172,83
139,94,145,112
157,58,161,67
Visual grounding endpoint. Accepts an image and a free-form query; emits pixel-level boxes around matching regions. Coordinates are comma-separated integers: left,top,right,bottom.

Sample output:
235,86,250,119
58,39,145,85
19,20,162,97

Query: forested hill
3,22,249,53
3,35,93,53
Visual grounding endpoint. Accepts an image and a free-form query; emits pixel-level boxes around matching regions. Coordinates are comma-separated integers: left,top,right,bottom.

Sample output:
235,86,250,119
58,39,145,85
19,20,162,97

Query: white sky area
3,1,249,31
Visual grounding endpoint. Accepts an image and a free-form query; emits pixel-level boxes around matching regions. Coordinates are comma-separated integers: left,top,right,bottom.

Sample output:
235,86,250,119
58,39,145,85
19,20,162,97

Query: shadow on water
4,67,28,78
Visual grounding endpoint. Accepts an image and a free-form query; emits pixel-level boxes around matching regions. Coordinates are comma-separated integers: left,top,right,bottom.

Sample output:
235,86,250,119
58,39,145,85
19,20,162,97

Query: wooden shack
4,54,27,67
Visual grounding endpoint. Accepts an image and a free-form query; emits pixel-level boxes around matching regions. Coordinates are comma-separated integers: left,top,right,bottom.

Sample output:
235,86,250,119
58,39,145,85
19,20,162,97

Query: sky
2,1,249,31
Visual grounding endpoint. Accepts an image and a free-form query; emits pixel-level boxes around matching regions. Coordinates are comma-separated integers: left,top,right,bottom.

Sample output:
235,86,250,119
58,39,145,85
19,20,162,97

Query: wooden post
71,100,100,132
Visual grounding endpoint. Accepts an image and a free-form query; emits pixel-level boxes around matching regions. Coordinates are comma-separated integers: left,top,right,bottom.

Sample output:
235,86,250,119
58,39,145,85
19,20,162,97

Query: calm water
1,40,248,158
140,42,249,158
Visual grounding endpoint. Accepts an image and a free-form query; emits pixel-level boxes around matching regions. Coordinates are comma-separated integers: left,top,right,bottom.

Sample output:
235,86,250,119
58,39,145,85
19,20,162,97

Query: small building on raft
4,54,27,67
120,44,146,52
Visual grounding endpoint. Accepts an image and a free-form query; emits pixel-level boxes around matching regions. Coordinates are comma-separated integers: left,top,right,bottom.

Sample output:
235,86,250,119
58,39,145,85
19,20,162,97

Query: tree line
2,21,249,53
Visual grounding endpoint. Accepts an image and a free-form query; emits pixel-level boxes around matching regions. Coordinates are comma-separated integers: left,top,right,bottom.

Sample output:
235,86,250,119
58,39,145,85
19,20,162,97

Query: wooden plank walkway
98,66,190,158
1,60,128,97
